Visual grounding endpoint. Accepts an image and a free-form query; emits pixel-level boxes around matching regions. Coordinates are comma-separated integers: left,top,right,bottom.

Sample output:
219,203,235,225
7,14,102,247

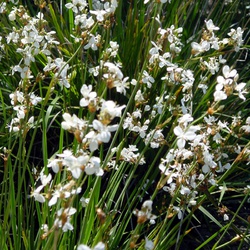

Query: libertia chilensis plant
0,0,250,249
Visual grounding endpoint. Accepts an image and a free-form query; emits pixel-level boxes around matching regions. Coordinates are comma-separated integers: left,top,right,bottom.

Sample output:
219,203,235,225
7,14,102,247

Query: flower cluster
1,1,249,248
5,6,68,134
214,65,246,102
133,200,157,224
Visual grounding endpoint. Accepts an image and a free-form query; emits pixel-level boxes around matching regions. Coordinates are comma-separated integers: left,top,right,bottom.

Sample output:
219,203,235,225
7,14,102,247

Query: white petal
202,164,210,173
71,168,82,179
80,98,89,107
217,76,226,85
222,65,230,77
48,195,58,206
89,140,98,152
228,69,237,78
98,131,110,143
142,200,153,210
93,120,103,131
85,166,96,175
77,245,91,250
177,138,185,149
108,124,118,132
93,242,105,250
62,222,74,232
174,126,183,136
145,237,154,250
214,90,227,102
191,42,201,52
95,168,104,176
34,193,45,203
235,82,246,91
184,131,196,141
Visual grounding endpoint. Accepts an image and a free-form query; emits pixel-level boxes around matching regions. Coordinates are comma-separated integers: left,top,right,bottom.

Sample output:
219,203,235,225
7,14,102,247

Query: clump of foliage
0,0,249,249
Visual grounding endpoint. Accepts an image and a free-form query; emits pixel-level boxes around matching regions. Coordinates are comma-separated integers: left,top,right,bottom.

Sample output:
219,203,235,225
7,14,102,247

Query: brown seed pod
207,107,215,115
61,211,68,226
96,208,106,224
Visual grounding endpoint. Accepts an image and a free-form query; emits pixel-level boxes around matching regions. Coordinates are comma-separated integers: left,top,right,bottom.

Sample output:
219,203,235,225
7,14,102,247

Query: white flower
65,0,88,13
80,84,97,107
145,129,165,148
61,113,77,130
121,145,145,164
131,79,137,85
104,0,118,13
49,187,69,206
213,132,223,143
93,119,118,143
204,115,217,125
30,185,46,203
80,197,90,207
228,27,244,52
235,82,247,101
8,118,20,132
205,19,219,32
6,31,19,44
77,242,105,250
216,162,231,173
13,105,25,119
9,91,24,105
174,125,200,149
84,34,100,51
115,77,130,95
159,53,171,68
48,180,81,206
133,200,157,224
161,0,171,3
90,9,107,22
89,65,100,76
65,3,77,12
241,117,250,133
145,237,154,250
100,100,126,121
222,65,237,79
54,207,77,232
142,70,155,88
131,120,149,139
104,62,123,80
202,150,217,173
63,154,89,178
84,156,103,176
77,245,91,250
191,41,210,55
9,9,16,21
105,41,119,57
224,214,229,221
135,90,145,102
41,224,48,233
84,131,99,152
54,58,70,88
213,90,227,102
39,170,52,186
201,57,220,75
177,114,193,127
12,65,33,79
75,14,95,29
180,186,191,195
29,92,42,105
0,3,6,13
173,206,183,219
61,113,86,131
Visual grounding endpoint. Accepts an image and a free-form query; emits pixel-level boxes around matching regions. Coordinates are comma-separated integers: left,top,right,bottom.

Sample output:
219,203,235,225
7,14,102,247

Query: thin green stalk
212,189,250,249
